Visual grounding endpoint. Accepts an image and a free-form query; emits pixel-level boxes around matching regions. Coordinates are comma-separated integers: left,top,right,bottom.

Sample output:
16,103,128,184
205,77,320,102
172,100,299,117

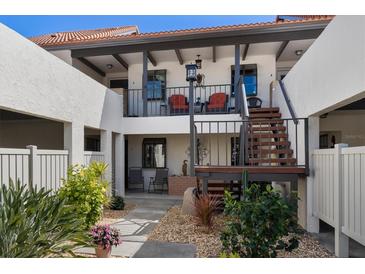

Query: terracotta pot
95,245,112,258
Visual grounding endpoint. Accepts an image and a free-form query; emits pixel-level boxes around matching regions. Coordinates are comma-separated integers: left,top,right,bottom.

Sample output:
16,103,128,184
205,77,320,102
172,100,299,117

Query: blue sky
0,15,275,37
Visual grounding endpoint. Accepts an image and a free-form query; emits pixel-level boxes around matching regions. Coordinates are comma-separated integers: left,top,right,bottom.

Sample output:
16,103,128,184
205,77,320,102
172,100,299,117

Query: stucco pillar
306,116,320,233
114,133,125,197
101,130,113,189
63,121,84,165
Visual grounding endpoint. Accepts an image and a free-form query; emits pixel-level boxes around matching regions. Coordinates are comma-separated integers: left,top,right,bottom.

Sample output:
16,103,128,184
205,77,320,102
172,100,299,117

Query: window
109,79,128,89
147,70,166,100
231,64,258,97
142,138,166,168
85,136,100,151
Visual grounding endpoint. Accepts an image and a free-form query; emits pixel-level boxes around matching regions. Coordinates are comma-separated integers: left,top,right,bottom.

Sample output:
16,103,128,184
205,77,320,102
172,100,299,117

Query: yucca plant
0,181,91,258
194,193,220,228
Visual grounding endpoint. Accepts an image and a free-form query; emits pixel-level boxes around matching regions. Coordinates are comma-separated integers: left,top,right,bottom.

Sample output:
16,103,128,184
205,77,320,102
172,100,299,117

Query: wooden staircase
247,107,296,166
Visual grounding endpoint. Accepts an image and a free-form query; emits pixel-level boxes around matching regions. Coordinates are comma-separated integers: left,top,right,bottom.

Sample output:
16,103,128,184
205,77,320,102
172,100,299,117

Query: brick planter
168,176,197,196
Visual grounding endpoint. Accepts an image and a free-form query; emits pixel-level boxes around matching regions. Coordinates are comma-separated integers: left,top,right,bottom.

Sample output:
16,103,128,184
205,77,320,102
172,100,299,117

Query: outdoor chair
148,168,169,193
168,95,189,115
128,167,144,192
205,92,228,113
247,96,262,108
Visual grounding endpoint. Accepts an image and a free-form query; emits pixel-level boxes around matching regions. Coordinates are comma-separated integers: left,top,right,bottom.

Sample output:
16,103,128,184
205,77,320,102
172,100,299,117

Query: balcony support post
142,50,148,117
234,44,241,112
189,80,195,176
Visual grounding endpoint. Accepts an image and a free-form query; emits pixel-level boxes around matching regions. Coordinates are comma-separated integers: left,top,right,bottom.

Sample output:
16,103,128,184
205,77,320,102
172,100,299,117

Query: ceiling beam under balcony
276,40,290,61
77,57,105,77
112,54,128,70
242,43,250,60
174,49,184,65
147,51,157,66
212,46,216,63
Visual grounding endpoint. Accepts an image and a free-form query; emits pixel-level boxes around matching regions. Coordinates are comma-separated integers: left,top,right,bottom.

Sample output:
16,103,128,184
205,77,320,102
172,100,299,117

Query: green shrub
221,184,300,258
0,181,90,258
110,196,125,210
58,162,109,229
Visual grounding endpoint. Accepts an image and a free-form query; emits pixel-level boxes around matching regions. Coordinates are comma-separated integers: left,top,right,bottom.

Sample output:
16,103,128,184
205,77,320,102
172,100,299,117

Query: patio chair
148,168,169,193
247,97,262,108
128,167,144,192
168,95,189,115
205,92,228,113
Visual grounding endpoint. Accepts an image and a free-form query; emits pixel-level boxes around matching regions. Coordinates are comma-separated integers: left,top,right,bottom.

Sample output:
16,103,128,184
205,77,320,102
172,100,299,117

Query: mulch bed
148,206,335,258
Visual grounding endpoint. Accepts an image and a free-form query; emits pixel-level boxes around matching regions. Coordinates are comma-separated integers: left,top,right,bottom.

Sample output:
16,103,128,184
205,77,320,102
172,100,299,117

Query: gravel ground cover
98,203,136,225
149,206,334,258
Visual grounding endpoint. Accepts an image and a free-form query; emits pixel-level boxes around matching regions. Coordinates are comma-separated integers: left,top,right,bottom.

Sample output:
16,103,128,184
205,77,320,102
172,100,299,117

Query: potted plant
90,224,122,258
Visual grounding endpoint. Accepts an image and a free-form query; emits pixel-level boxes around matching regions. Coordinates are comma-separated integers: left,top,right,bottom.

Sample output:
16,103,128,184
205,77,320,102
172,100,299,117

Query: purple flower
90,224,122,249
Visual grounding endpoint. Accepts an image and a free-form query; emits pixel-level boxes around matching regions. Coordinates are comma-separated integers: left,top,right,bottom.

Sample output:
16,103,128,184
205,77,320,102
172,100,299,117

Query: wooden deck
195,165,307,182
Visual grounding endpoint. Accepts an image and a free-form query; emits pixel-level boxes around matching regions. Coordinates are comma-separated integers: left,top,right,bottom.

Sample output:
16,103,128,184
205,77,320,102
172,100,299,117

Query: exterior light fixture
295,50,304,56
195,54,202,69
185,64,198,82
106,64,114,69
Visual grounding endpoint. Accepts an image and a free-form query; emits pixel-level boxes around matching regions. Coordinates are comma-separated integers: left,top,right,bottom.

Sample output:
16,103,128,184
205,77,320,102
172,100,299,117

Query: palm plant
194,193,220,228
0,181,91,258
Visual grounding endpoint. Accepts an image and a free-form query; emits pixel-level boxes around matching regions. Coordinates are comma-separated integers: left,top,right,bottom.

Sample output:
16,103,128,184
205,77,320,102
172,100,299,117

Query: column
101,130,112,187
114,133,125,197
142,50,148,117
306,116,320,233
63,121,84,165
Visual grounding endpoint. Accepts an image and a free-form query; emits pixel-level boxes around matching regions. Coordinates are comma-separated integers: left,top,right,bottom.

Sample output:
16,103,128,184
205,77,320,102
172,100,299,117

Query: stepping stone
133,240,197,258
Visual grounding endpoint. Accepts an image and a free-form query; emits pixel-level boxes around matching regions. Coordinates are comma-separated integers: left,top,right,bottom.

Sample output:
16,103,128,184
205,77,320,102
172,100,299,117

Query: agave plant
0,181,91,258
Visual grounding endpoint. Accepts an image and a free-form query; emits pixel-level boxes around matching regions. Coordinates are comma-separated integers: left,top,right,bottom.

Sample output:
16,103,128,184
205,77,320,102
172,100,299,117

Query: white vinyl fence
313,144,365,257
0,146,68,192
84,151,105,165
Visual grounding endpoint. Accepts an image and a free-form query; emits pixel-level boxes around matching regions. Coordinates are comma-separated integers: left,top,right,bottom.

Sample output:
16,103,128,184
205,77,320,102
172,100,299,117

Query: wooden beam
276,40,290,61
242,43,250,60
212,46,216,63
112,54,128,70
71,26,326,58
77,57,105,77
147,51,157,66
174,49,184,65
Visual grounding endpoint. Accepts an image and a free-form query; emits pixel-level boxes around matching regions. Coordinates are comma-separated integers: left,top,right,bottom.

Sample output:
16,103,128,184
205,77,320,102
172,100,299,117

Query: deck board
195,165,306,174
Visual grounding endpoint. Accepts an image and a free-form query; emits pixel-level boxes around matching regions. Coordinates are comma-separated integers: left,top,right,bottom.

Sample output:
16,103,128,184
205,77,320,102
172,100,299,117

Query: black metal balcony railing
125,84,235,117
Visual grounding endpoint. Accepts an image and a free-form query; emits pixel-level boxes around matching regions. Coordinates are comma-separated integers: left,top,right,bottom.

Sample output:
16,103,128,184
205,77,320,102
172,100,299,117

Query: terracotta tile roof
30,16,334,48
276,15,334,22
30,25,138,47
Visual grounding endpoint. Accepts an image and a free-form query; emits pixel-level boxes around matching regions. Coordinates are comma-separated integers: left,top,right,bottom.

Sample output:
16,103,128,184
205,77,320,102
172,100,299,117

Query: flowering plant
90,225,122,249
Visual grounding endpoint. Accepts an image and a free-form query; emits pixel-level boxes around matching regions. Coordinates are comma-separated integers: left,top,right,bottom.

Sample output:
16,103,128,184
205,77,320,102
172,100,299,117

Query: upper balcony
125,83,240,117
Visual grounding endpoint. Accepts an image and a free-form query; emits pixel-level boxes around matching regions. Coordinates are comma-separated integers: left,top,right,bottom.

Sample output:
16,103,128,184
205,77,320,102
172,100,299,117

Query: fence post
26,145,39,190
334,143,349,257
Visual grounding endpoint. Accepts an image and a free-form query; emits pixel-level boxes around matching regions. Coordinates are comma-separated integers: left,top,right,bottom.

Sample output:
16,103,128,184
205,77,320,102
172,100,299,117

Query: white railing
84,151,105,165
313,144,365,257
0,146,68,192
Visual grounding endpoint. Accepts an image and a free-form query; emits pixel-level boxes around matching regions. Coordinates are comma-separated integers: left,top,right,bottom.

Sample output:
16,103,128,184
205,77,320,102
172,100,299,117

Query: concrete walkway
78,193,185,257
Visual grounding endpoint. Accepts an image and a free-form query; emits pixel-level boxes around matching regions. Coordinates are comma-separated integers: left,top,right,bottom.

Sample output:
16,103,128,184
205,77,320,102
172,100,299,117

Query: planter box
168,176,197,196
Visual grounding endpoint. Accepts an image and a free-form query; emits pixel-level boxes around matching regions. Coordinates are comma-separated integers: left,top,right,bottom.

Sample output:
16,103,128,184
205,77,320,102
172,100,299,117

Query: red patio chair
206,92,228,113
168,94,189,115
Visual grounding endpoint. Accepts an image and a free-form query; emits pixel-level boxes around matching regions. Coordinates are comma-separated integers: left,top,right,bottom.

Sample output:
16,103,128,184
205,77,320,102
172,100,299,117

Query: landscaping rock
181,187,197,216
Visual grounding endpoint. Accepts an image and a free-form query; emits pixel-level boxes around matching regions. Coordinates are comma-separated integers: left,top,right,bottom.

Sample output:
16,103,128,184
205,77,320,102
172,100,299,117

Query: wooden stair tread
248,126,286,132
248,148,293,154
249,113,282,119
248,133,288,139
248,141,290,146
249,107,279,113
248,158,297,164
248,119,284,125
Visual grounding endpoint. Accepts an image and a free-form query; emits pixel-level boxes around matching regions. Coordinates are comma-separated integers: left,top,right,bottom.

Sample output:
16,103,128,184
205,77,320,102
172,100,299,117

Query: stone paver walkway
78,193,185,257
